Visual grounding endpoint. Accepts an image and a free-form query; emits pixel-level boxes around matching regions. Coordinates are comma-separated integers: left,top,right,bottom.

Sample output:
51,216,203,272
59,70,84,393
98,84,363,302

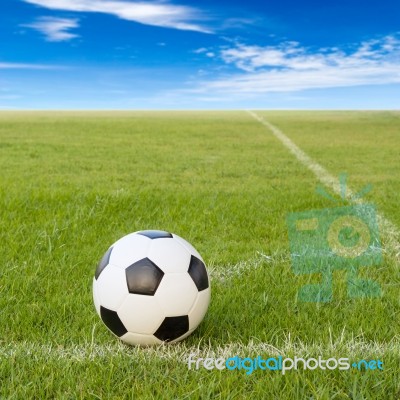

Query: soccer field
0,111,399,398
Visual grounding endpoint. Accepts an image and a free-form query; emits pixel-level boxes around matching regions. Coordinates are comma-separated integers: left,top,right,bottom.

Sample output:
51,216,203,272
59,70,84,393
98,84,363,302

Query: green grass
0,111,399,399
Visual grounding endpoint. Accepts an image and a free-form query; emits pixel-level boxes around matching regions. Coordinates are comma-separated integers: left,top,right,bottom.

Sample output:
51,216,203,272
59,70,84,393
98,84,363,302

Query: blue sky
1,0,399,109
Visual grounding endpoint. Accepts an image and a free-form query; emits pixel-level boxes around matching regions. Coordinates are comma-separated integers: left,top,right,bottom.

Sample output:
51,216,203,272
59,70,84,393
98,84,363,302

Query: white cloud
23,0,211,33
193,47,209,54
23,17,79,42
193,35,400,94
193,48,215,58
0,62,60,69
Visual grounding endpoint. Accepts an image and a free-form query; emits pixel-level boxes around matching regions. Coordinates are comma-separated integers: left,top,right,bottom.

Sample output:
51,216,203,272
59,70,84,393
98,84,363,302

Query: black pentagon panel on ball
95,247,113,280
137,230,173,239
126,258,164,295
188,255,209,291
100,306,127,337
154,316,189,342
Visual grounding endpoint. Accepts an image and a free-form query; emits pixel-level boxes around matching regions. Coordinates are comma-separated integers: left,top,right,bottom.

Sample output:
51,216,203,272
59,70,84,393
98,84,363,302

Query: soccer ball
93,230,210,345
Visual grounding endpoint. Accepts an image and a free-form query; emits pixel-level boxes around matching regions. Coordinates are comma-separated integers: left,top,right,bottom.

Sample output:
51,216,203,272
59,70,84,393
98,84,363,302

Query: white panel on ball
92,278,101,315
188,288,211,330
96,264,129,310
118,294,165,335
148,238,191,273
121,332,162,346
155,273,198,315
110,233,151,269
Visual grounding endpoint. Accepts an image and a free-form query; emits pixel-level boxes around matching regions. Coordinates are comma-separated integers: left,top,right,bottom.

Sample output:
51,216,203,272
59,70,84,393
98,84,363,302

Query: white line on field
246,110,400,258
1,336,398,362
